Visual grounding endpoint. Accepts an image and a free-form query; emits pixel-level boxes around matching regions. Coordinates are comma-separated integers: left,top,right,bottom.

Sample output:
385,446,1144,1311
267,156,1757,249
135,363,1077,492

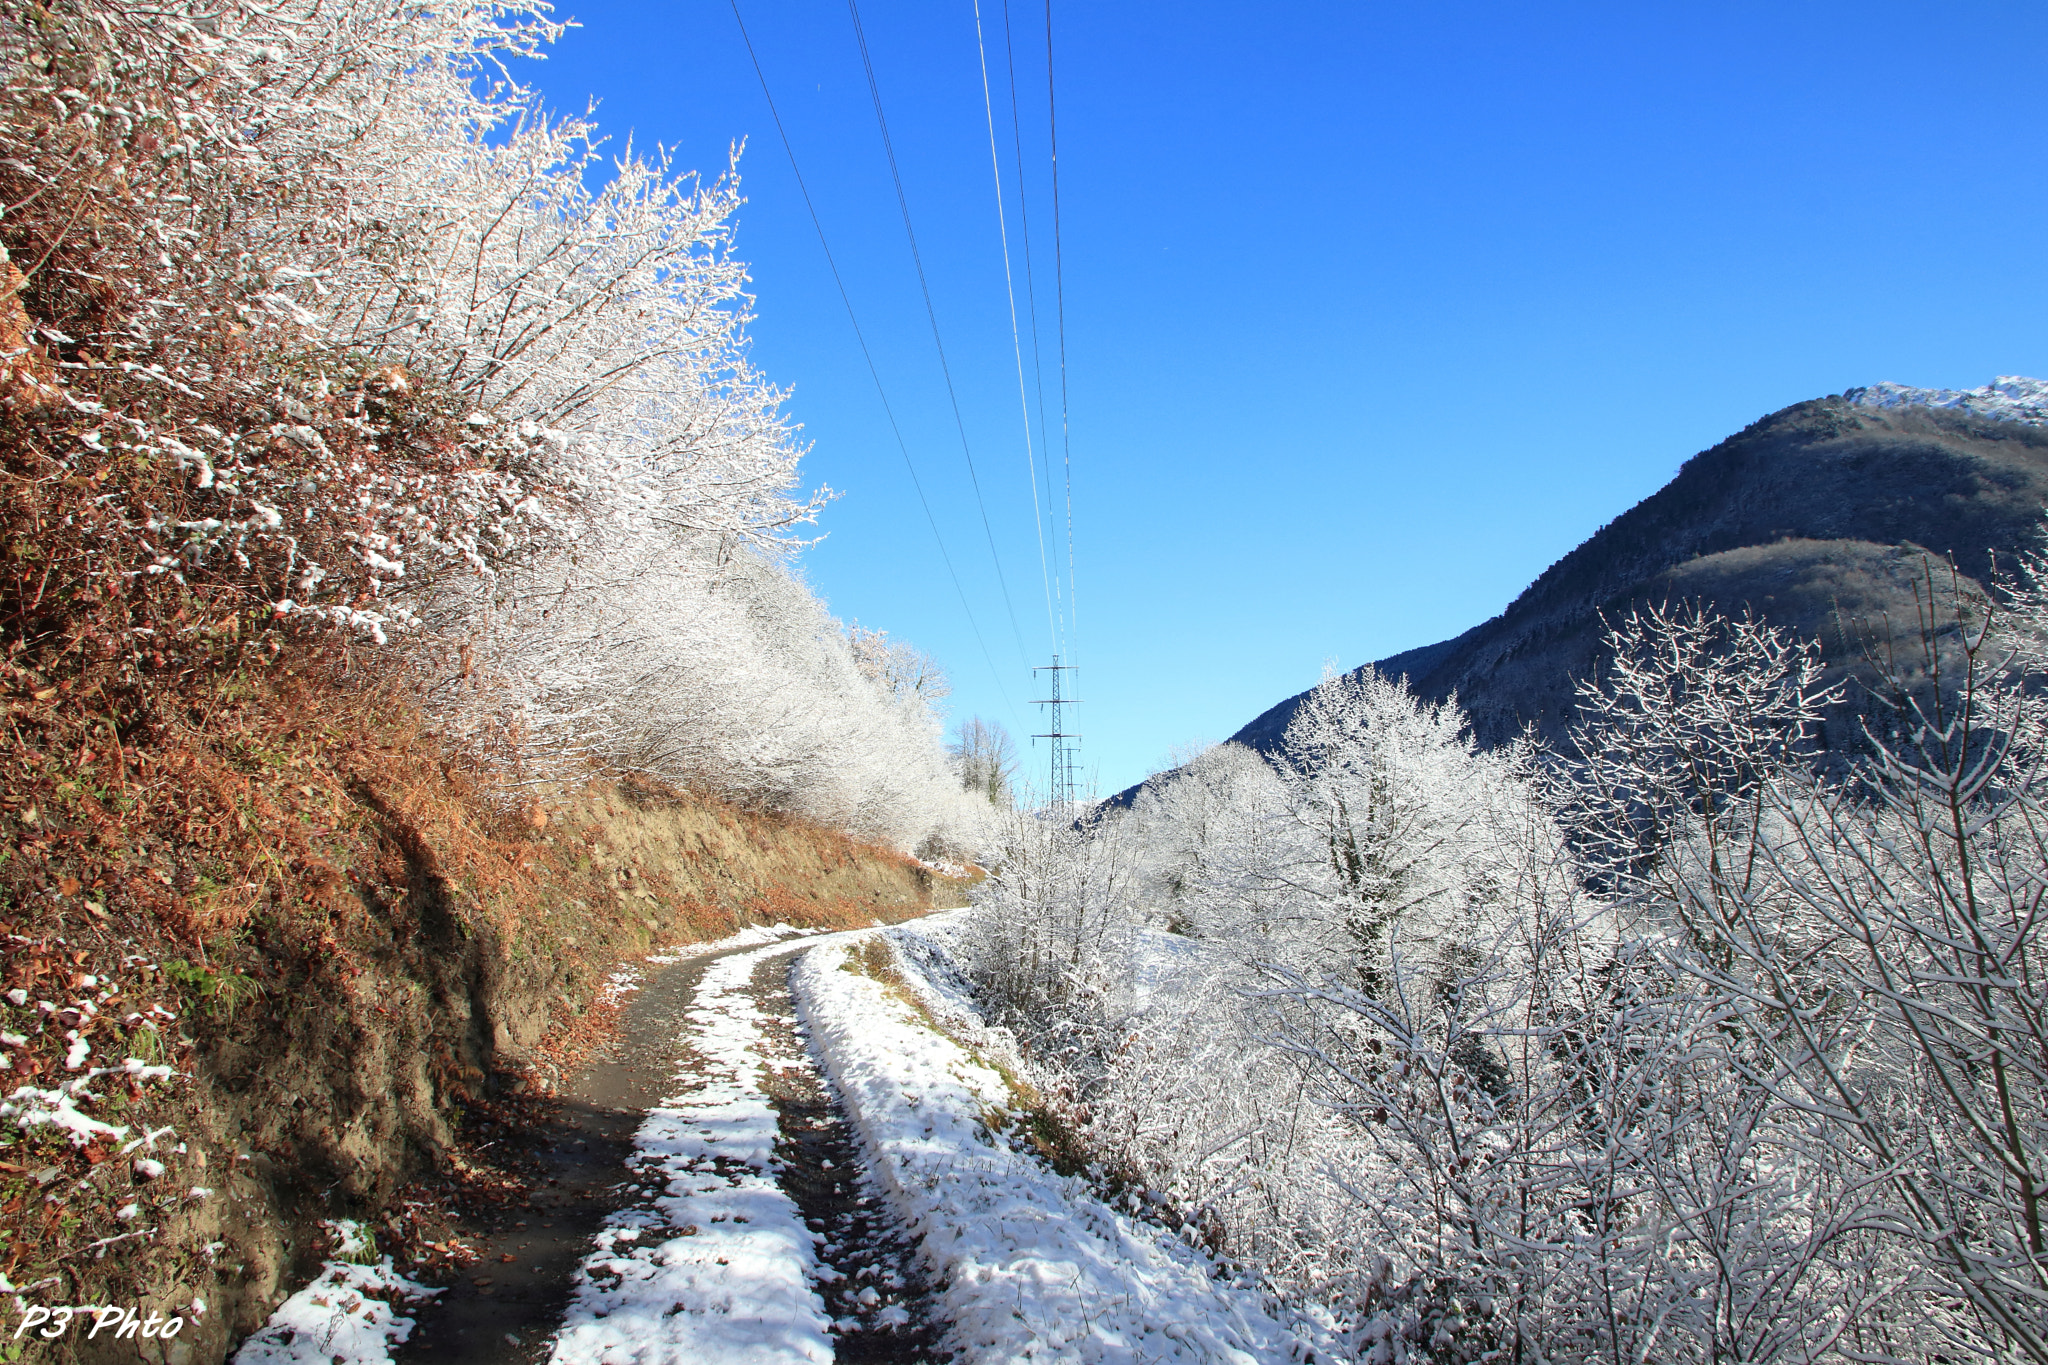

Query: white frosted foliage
0,0,986,856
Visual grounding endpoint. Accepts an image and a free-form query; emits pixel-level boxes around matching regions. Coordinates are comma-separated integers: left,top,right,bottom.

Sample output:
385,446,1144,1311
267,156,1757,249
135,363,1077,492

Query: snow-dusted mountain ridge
1112,378,2048,807
1847,374,2048,425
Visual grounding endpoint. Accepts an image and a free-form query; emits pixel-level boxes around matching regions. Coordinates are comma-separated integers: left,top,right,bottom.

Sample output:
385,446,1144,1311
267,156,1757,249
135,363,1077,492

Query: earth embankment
3,668,965,1364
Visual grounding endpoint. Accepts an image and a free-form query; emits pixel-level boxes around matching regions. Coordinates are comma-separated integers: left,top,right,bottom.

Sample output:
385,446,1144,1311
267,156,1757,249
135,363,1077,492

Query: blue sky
523,1,2048,798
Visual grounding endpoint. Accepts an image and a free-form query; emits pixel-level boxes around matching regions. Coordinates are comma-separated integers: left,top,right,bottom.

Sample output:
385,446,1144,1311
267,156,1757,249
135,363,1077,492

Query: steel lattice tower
1032,658,1081,811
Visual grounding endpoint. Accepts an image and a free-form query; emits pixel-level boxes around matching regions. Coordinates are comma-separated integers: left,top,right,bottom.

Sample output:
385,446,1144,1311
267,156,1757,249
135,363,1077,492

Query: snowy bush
440,541,988,851
961,601,2048,1361
0,0,985,855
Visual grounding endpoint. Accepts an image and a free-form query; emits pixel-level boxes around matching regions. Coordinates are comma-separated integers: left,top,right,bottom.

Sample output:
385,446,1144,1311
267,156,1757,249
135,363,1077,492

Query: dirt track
396,933,942,1363
744,947,945,1363
395,944,730,1363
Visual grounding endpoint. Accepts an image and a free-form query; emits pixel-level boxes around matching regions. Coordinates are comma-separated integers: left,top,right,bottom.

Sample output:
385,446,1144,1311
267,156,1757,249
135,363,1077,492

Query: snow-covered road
239,915,1300,1363
548,935,845,1365
795,922,1299,1365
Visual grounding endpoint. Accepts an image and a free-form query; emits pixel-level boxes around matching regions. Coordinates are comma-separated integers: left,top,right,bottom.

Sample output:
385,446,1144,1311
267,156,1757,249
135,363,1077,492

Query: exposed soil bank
24,745,964,1365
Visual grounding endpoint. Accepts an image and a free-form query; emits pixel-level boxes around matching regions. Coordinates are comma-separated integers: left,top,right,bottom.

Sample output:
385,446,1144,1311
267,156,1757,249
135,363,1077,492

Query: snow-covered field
793,914,1300,1365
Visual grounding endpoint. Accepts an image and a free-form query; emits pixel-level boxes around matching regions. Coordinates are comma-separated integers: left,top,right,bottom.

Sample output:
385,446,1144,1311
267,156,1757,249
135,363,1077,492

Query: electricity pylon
1031,658,1081,811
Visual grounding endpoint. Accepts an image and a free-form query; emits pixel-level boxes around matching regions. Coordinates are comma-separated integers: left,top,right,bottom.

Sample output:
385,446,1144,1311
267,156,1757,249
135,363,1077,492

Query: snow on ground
875,911,1028,1074
792,916,1301,1365
549,936,853,1365
643,922,829,968
600,922,835,1005
1847,374,2048,425
232,1222,436,1364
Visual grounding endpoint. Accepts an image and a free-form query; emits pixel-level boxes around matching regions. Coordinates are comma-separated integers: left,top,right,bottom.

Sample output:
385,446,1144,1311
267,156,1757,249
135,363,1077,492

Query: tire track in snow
398,927,830,1364
546,930,945,1364
744,953,947,1362
547,938,836,1364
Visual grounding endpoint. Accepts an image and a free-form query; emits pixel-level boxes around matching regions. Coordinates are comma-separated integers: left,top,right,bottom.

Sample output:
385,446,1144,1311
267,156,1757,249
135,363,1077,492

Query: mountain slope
1125,380,2048,802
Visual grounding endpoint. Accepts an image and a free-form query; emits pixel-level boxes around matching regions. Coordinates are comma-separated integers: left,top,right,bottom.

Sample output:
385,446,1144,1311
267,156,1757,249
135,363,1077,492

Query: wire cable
727,0,1021,724
971,0,1059,657
844,0,1033,667
1043,0,1078,659
1000,0,1068,652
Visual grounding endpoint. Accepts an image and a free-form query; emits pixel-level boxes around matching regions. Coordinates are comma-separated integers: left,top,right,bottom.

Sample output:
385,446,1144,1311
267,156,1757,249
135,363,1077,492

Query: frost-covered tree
968,806,1139,1017
1746,578,2046,1363
969,673,1622,1356
957,628,2016,1361
1556,604,1923,1364
951,717,1019,808
0,0,987,855
1132,740,1288,934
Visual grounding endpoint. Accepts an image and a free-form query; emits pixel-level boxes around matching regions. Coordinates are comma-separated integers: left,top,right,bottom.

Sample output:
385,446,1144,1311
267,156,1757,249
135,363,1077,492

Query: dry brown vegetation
0,133,958,1343
0,623,961,1360
0,7,981,1356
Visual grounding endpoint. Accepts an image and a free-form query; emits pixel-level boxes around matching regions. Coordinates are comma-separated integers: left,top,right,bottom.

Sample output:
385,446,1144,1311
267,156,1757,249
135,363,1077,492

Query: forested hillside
0,3,984,1357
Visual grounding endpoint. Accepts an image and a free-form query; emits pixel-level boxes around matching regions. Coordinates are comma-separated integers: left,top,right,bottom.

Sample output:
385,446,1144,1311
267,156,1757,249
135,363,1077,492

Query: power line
1012,3,1085,812
970,0,1059,657
727,0,1021,725
843,0,1033,668
1000,0,1068,654
1043,0,1079,660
